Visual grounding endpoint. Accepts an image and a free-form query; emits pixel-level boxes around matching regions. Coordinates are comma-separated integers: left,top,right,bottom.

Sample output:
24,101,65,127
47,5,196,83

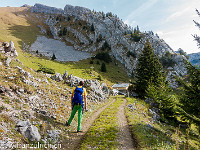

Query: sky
1,0,200,54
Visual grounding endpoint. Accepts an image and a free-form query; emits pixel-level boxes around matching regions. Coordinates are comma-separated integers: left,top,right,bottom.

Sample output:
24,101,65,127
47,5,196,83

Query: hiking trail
62,99,116,150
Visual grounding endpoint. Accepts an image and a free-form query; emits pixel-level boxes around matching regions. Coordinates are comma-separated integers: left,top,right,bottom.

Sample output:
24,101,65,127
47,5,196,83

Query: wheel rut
117,98,137,150
62,99,116,150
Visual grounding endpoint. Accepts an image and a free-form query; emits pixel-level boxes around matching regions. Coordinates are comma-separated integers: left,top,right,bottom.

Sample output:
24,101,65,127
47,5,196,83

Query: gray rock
5,57,12,67
51,72,63,81
16,120,31,127
127,104,136,111
63,70,68,80
146,124,154,130
40,110,47,115
16,120,41,141
18,88,24,93
0,86,6,93
24,125,41,141
149,108,160,121
47,130,61,141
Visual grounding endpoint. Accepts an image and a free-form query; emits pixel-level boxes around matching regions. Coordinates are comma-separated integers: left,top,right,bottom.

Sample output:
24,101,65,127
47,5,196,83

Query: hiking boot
77,130,83,133
66,121,70,126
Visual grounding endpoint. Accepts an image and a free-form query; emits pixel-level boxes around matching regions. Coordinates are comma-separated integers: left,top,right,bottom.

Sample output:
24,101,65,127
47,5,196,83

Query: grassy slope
125,97,200,150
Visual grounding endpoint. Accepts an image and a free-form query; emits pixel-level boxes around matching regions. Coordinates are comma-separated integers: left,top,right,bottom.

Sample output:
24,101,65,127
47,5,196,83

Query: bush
37,65,55,74
90,60,94,64
131,33,141,42
131,26,142,42
98,75,102,81
95,52,112,63
160,52,176,67
127,51,136,58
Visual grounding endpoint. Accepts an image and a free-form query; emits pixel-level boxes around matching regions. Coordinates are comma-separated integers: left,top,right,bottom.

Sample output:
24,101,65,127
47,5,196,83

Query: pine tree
177,61,200,129
135,40,163,97
51,53,56,60
146,78,175,121
193,9,200,48
63,27,67,36
101,63,107,72
90,23,95,32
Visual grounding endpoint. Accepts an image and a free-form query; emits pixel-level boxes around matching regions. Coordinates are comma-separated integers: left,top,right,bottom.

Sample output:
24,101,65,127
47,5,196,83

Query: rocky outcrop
0,41,18,67
49,71,108,102
0,41,18,57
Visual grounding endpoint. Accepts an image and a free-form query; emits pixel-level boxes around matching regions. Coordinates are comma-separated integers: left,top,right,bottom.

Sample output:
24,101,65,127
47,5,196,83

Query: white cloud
124,0,159,26
164,7,191,23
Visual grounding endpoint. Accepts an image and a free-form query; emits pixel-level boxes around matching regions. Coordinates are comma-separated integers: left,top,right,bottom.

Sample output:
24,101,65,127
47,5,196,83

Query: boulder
16,120,41,141
63,70,68,80
51,72,63,81
24,125,41,141
5,57,12,67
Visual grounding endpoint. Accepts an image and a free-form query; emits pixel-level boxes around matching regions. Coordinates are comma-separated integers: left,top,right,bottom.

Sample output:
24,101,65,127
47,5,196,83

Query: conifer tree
135,40,163,97
101,63,107,72
177,61,200,130
51,53,56,60
193,9,200,48
146,77,175,121
63,27,67,36
90,23,95,32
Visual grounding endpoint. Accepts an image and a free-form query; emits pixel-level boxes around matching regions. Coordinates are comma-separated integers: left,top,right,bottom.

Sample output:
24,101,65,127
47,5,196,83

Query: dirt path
117,99,136,150
62,99,116,150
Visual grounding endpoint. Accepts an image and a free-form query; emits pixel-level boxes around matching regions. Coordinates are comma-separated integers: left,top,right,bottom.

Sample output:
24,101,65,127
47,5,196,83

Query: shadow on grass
65,58,131,83
35,113,65,127
8,24,39,49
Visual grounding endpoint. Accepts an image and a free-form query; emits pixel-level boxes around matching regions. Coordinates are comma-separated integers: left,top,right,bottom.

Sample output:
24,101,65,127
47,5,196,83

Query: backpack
72,86,84,107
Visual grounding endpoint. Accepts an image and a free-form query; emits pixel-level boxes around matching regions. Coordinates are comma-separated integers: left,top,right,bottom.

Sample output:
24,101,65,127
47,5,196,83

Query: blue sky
1,0,200,54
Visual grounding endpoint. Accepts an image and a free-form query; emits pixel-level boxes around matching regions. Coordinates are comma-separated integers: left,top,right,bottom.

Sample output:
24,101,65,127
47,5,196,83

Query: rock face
30,4,187,87
31,3,63,14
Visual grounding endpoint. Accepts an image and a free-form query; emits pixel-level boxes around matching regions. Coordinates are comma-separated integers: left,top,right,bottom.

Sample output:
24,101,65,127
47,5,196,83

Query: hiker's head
79,81,84,86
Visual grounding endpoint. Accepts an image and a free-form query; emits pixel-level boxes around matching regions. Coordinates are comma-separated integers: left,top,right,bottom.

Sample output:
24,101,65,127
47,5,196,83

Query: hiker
66,81,87,132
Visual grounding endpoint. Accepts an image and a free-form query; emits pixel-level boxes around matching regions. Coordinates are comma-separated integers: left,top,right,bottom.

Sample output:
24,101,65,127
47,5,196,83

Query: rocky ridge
30,3,187,88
